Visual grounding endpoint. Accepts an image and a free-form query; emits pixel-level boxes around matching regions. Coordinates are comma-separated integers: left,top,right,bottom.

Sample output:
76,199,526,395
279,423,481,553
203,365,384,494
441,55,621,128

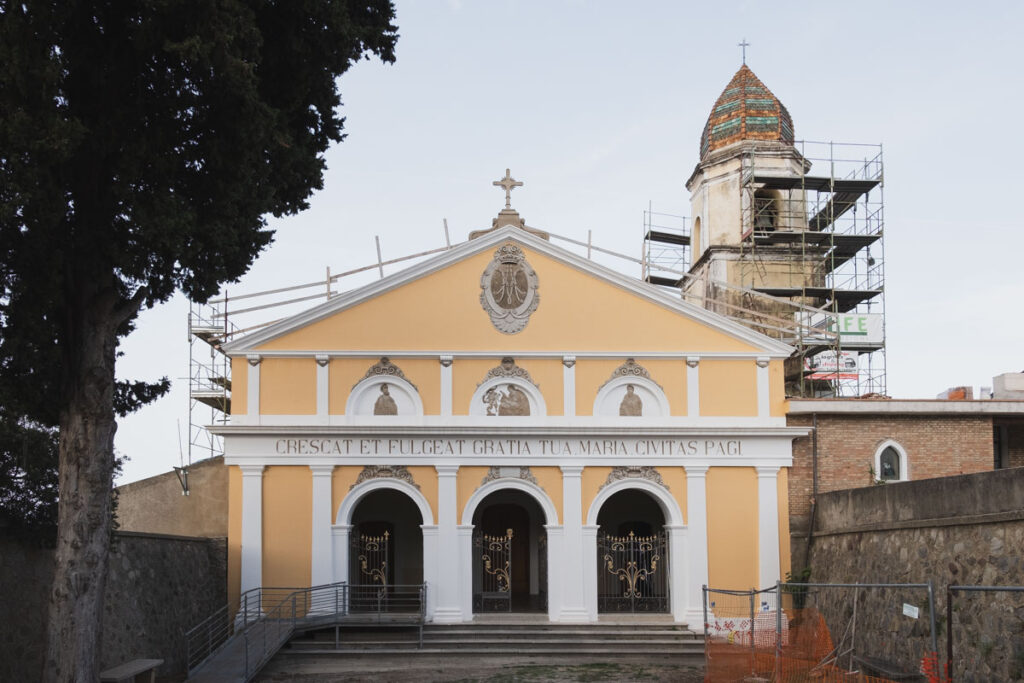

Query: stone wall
116,455,228,538
787,412,994,566
0,531,226,682
807,468,1024,682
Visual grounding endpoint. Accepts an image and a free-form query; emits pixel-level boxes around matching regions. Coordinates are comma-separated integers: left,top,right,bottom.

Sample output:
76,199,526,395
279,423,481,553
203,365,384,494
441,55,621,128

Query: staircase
277,618,704,666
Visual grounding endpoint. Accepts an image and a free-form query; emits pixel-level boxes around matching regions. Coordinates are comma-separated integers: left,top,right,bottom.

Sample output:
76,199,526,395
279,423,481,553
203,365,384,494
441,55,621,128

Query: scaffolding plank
827,232,882,268
192,392,230,413
645,229,690,246
753,287,881,312
644,274,682,287
753,175,879,193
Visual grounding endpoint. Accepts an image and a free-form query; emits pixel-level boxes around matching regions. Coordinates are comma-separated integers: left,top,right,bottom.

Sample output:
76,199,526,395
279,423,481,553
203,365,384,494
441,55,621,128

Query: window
874,440,908,482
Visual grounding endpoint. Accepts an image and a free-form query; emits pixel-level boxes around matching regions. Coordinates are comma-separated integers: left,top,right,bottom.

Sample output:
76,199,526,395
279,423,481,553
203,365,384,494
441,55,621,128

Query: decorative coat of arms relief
480,243,539,334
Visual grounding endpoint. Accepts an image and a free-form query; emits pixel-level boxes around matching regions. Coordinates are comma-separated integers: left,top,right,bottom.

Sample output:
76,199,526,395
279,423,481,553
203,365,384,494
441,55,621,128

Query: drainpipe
804,412,819,570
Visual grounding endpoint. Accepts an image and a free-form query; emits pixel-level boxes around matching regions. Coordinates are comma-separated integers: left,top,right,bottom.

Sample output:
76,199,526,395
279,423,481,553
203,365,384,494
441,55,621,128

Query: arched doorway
471,489,548,613
349,488,424,610
595,488,668,613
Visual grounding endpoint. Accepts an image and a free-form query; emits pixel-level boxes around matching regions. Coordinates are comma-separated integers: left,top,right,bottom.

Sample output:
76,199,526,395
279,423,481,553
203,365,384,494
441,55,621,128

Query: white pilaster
756,465,781,590
434,464,463,622
310,465,334,586
246,355,261,422
581,524,599,621
316,355,330,421
240,465,265,595
686,357,700,417
683,465,709,629
457,524,474,620
421,524,439,620
331,524,351,585
666,523,687,623
558,465,589,622
756,357,770,419
440,355,453,417
562,356,576,416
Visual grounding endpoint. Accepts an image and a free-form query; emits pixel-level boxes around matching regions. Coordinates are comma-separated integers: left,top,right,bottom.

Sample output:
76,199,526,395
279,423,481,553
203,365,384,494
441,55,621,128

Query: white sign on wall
799,312,884,347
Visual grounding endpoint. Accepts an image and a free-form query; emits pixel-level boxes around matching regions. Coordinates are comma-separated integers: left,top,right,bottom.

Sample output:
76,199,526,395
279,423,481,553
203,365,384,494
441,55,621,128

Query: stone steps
286,621,704,657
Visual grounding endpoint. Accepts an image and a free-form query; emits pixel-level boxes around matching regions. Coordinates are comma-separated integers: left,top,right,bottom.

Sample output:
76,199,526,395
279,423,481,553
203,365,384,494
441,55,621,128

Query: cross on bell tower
738,39,750,65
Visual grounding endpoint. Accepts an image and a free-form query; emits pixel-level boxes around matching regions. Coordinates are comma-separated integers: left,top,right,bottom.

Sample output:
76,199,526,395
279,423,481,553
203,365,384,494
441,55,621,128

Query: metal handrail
186,582,427,680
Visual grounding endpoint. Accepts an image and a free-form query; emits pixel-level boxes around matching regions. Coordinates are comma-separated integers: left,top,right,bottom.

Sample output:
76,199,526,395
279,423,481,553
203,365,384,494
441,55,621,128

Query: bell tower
683,64,823,317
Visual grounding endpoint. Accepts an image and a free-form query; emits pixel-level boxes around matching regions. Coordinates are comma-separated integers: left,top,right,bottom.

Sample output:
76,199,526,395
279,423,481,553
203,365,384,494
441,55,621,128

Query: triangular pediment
223,226,792,356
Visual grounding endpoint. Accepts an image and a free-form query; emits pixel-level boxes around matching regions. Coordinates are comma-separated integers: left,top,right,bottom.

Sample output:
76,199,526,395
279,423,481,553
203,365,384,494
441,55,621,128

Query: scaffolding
739,141,885,397
641,140,887,398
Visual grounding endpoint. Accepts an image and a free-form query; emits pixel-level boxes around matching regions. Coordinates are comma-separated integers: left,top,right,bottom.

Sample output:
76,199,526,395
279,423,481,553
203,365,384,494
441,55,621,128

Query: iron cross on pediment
493,168,523,209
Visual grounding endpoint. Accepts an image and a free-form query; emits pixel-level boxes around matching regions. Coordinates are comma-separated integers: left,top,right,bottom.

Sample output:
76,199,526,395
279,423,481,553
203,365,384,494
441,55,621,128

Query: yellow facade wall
328,359,367,415
699,360,758,417
253,246,760,354
260,358,316,415
404,466,439,523
231,358,248,415
262,466,312,588
395,358,441,416
575,361,619,416
644,360,687,416
518,359,563,416
331,466,363,521
228,466,242,608
457,466,491,520
530,466,563,524
706,467,758,590
770,361,786,416
655,467,687,523
452,359,496,416
581,466,613,520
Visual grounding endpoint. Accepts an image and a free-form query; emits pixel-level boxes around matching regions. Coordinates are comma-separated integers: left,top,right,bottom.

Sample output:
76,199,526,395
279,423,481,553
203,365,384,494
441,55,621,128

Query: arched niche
874,439,909,482
345,358,423,416
468,358,546,417
592,360,670,417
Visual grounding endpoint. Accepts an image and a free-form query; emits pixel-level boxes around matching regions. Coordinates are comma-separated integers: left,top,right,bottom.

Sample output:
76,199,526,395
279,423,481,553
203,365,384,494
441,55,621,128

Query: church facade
216,199,807,625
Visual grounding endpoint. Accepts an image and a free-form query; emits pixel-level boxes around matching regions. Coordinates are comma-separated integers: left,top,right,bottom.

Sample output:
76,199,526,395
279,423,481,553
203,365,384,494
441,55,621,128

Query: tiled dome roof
699,65,794,160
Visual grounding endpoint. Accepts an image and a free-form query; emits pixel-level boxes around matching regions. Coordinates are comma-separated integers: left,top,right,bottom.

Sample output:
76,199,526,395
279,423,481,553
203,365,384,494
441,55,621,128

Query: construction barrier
705,583,943,682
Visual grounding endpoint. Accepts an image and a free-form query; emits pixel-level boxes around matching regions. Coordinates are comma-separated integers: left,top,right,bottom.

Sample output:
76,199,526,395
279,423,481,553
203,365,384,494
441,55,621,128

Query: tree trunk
42,289,120,683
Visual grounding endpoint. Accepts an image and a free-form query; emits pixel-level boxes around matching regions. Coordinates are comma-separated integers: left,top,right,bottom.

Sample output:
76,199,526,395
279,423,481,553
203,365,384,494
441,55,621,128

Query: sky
114,1,1024,484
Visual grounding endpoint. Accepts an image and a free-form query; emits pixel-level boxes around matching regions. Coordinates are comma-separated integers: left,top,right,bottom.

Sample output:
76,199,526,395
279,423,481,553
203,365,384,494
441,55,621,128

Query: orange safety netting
704,607,937,682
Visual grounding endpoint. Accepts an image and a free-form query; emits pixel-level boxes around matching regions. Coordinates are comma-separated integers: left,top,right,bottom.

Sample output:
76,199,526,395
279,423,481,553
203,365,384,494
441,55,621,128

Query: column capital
331,524,353,534
562,355,576,368
755,465,781,478
439,354,454,367
684,464,709,477
686,356,700,368
560,465,584,476
247,353,262,366
315,353,330,367
240,464,265,476
435,464,460,476
756,356,770,368
310,464,335,476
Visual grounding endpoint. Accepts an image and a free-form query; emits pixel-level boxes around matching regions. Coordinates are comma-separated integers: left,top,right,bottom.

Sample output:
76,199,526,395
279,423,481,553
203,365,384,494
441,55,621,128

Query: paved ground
256,654,705,682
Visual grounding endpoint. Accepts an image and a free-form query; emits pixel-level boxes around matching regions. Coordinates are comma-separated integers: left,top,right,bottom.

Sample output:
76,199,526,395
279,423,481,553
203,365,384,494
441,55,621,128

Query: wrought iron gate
597,530,668,613
474,528,513,612
351,530,390,610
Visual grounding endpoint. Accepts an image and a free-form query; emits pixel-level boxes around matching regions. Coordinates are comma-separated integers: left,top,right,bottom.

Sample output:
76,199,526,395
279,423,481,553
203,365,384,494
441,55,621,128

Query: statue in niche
619,384,643,416
373,384,398,415
483,384,531,416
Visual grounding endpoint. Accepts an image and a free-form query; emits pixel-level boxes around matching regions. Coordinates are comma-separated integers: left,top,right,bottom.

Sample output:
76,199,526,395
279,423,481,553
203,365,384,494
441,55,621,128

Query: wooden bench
99,658,163,683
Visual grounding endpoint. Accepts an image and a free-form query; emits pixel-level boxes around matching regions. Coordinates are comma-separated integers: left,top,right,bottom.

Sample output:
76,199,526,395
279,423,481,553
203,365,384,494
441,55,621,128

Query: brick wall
786,413,993,564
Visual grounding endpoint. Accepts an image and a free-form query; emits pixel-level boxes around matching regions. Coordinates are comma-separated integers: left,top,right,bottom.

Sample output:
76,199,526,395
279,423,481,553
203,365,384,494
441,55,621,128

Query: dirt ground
256,654,705,682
